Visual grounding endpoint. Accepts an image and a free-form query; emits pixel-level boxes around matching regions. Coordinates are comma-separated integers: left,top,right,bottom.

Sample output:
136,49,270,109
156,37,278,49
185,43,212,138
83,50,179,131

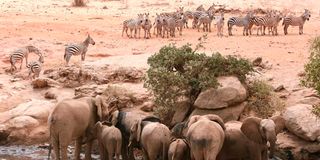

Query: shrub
301,36,320,94
247,80,285,118
144,41,254,120
73,0,87,7
312,104,320,118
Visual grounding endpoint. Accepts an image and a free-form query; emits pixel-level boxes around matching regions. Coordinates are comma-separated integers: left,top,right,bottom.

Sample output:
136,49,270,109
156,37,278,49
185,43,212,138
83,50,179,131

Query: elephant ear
95,95,103,120
204,114,226,130
271,115,286,134
187,115,201,128
241,117,264,144
136,119,142,142
111,110,119,126
142,115,161,123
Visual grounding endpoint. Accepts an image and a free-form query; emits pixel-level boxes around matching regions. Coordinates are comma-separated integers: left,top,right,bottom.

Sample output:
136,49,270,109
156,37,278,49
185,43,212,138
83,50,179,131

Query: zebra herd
9,35,95,79
122,4,312,38
7,5,312,79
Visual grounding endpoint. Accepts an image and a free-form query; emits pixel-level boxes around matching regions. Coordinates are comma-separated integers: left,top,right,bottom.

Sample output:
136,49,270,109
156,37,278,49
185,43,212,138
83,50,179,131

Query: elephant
168,138,190,160
109,110,161,160
95,121,122,160
216,115,286,160
48,95,113,160
186,114,226,160
129,118,171,160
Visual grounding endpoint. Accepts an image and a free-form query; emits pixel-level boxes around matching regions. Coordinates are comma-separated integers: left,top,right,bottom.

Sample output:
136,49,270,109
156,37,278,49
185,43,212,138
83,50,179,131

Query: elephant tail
163,141,168,160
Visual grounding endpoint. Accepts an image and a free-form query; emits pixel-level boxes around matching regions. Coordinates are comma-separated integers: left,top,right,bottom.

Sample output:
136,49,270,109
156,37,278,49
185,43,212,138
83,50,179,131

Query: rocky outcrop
44,65,144,88
170,99,191,126
31,78,60,88
194,76,247,109
181,76,248,123
276,131,320,160
283,104,320,142
191,102,247,122
0,99,55,145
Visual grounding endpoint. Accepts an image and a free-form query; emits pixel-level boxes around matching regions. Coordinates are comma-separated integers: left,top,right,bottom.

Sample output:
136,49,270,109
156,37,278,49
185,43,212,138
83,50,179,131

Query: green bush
247,80,285,118
144,42,254,120
302,37,320,94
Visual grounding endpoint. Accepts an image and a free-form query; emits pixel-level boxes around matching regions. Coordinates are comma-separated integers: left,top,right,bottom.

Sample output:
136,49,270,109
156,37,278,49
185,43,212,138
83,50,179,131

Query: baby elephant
168,138,190,160
95,121,122,160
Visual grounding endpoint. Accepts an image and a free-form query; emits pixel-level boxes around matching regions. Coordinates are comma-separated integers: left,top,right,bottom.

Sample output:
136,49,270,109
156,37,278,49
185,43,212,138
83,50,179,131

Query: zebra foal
9,45,42,72
27,54,44,79
64,34,95,66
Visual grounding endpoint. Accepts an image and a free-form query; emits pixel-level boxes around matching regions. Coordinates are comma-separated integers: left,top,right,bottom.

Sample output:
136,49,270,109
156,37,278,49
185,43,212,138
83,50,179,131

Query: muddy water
0,145,100,160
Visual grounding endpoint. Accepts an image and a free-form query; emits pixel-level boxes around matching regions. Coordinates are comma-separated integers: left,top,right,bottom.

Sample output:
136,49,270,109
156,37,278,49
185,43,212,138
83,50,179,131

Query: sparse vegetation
72,0,87,7
247,80,285,118
311,104,320,118
144,38,254,120
302,37,320,94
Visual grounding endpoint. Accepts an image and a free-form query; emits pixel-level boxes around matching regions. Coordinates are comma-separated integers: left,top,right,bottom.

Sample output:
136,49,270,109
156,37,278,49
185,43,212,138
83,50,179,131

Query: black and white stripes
27,55,44,79
283,9,311,35
64,34,95,66
10,45,42,72
227,12,254,36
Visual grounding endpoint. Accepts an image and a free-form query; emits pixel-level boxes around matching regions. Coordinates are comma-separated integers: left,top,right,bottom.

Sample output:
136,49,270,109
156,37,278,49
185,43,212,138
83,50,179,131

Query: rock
194,76,247,109
31,78,60,88
102,6,108,9
191,102,247,122
276,131,320,160
283,104,320,142
140,101,155,112
297,97,320,106
75,84,108,97
44,88,58,99
274,85,285,92
0,99,55,144
297,71,305,77
170,99,191,126
252,57,262,66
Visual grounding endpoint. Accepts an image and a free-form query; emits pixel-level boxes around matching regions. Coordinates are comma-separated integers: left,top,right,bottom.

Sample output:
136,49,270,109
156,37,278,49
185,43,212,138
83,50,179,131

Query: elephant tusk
128,141,132,147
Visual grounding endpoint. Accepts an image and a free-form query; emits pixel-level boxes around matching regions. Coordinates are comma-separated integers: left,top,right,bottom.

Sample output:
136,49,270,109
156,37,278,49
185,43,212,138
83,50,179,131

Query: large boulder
194,76,247,109
170,99,191,126
276,131,320,160
0,99,55,145
190,102,247,122
283,104,320,142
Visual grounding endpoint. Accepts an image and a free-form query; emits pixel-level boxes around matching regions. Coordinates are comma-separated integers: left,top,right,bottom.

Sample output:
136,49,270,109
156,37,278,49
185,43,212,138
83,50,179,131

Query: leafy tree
144,42,254,120
302,37,320,94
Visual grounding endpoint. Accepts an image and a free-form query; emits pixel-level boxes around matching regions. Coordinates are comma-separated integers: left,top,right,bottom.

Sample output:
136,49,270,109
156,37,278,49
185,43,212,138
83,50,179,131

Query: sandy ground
0,0,320,112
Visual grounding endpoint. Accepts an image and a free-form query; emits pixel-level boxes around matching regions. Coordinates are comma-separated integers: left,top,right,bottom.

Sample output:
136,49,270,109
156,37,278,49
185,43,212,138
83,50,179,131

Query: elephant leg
142,147,150,160
85,140,93,160
99,142,106,160
74,137,82,160
51,136,60,160
60,144,68,160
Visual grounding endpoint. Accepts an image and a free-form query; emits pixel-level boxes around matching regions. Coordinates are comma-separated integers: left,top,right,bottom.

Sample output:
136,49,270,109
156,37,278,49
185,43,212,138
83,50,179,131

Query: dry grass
247,80,285,118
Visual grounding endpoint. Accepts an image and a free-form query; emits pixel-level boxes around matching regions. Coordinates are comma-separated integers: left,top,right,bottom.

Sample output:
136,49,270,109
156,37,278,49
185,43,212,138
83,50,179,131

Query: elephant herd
47,95,285,160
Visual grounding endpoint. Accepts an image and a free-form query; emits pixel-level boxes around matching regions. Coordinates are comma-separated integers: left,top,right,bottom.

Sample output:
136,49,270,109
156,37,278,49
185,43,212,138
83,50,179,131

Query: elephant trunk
267,132,276,158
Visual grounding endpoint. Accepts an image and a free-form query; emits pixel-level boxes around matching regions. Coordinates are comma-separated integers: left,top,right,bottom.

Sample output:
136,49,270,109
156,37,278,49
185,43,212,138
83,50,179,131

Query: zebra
27,54,44,79
197,11,215,32
282,9,311,35
250,11,283,36
64,34,95,66
207,3,217,13
227,12,254,36
9,45,42,72
183,10,194,28
196,5,205,12
153,13,163,37
214,12,225,37
191,10,207,29
162,15,180,38
122,14,144,38
142,13,152,39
